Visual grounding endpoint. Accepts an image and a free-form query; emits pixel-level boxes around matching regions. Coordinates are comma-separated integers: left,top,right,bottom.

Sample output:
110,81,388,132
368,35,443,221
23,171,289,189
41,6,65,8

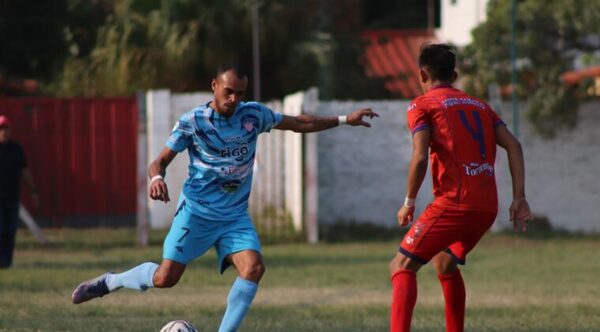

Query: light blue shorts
163,200,262,273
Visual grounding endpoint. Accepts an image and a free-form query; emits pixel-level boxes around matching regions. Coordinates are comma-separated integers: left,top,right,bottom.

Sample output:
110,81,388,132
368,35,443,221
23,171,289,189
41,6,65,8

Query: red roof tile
562,66,600,86
362,29,435,98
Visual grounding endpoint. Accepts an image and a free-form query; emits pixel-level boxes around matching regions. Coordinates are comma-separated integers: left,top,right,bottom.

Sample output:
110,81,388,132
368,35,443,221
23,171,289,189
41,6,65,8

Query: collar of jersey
205,101,240,119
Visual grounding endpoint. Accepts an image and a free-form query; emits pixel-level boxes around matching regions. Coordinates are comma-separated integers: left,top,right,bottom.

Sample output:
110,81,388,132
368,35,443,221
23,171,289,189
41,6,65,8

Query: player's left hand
346,108,379,127
149,178,170,203
510,197,533,232
397,205,415,227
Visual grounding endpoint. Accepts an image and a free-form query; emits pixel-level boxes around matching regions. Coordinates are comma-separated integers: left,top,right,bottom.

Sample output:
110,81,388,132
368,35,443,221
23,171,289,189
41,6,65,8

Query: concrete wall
497,102,600,232
315,101,433,228
145,90,213,228
315,100,600,233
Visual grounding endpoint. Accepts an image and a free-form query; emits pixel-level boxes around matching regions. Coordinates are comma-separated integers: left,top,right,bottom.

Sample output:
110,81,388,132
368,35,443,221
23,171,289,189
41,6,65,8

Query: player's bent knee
432,254,457,275
240,263,265,282
389,254,420,277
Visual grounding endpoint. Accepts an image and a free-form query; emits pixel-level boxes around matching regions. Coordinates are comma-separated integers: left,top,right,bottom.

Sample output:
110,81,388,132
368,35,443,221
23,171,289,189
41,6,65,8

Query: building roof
561,65,600,86
362,29,435,98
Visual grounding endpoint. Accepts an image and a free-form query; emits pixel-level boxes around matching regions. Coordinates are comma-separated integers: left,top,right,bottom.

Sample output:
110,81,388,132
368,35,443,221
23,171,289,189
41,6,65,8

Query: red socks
438,270,466,332
391,269,465,332
390,270,417,332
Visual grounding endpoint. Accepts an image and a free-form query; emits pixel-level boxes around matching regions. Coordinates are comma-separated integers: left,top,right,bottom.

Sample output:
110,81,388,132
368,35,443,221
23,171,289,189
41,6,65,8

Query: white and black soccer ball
159,320,198,332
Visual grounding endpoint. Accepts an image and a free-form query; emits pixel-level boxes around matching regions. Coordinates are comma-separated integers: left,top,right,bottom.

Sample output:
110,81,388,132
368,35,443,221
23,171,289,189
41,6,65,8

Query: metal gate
0,97,137,225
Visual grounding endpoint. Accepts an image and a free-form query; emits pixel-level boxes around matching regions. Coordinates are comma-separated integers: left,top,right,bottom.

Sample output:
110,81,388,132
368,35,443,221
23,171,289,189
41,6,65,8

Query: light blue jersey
166,101,283,221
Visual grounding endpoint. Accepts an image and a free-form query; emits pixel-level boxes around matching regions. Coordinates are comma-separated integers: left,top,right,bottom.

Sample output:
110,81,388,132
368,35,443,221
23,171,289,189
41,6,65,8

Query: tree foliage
460,0,600,137
2,0,441,100
0,1,68,80
48,0,390,100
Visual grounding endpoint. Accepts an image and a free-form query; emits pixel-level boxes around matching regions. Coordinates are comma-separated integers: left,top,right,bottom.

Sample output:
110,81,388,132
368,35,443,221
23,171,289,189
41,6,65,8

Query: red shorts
399,204,496,265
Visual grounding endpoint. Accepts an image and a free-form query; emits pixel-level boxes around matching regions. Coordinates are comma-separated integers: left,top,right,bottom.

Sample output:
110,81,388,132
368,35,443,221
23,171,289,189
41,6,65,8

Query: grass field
0,228,599,331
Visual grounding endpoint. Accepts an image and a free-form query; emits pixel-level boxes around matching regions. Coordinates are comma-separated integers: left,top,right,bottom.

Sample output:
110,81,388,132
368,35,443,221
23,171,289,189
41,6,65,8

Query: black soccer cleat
71,272,111,304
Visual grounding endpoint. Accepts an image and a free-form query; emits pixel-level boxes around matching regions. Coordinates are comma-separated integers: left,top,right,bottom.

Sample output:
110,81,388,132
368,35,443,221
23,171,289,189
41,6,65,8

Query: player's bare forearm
147,147,178,179
278,114,339,133
496,126,525,198
275,108,378,133
148,159,166,178
405,130,430,198
406,155,428,198
496,126,532,229
506,141,525,198
148,147,178,202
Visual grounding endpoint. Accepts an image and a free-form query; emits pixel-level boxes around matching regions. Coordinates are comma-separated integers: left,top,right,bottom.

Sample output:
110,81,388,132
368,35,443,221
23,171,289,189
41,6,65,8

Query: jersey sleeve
406,100,430,135
166,113,194,152
491,109,507,128
258,104,284,134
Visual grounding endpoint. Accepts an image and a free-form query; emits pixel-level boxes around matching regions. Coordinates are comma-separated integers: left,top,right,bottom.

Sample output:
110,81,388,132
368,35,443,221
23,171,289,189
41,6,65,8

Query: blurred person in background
0,115,39,269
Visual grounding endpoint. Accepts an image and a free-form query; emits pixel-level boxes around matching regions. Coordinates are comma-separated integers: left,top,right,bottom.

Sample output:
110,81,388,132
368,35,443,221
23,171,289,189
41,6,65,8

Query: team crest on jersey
241,114,260,134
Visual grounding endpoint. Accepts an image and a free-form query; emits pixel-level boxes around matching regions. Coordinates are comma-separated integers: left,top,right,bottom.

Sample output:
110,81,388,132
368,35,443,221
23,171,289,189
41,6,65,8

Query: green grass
1,229,599,331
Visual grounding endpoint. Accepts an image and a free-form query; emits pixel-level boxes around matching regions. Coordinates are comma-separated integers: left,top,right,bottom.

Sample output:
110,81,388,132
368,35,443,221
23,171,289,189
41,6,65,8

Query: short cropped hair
216,64,248,80
418,44,456,82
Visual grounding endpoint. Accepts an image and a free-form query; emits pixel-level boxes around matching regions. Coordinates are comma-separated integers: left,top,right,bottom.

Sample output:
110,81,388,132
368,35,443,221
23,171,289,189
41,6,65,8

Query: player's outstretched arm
397,129,430,227
148,147,178,203
274,108,379,133
495,126,533,232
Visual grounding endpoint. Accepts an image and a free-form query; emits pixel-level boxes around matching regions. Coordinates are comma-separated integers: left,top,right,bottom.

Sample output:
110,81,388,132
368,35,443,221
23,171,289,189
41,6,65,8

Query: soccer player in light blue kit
72,64,379,331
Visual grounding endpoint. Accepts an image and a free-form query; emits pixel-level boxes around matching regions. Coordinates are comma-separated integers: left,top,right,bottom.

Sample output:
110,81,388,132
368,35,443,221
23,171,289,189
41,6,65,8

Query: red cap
0,115,9,127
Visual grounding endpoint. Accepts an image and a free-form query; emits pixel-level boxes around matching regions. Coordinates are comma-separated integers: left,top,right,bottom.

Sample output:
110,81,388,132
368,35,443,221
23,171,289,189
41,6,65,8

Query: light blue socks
218,277,259,332
105,262,159,291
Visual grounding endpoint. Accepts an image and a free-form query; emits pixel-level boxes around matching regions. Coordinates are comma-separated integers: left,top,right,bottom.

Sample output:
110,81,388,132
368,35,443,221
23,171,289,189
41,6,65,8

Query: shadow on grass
320,221,406,243
16,228,168,251
496,215,600,240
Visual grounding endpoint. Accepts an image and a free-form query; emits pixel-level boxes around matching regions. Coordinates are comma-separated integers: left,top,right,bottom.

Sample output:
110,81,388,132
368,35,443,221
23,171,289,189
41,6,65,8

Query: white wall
316,100,600,233
145,90,213,228
436,0,489,47
315,101,433,228
496,102,600,232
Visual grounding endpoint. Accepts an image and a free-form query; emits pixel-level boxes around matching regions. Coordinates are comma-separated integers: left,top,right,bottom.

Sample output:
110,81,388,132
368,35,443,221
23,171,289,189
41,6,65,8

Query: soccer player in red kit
388,44,533,332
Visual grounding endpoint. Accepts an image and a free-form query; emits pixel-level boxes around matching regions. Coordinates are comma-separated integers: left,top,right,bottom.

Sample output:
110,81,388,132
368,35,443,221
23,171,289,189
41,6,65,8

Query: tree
460,0,600,137
49,0,390,99
0,0,68,81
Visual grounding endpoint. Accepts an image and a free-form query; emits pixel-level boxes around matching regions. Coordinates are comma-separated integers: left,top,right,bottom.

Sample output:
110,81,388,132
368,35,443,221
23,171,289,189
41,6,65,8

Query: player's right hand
149,179,170,202
510,197,533,232
397,205,415,227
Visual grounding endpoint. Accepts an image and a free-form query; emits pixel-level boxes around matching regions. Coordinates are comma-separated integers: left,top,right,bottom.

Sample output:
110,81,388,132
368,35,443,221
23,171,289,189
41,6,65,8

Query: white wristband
150,175,164,184
404,197,415,208
338,115,347,126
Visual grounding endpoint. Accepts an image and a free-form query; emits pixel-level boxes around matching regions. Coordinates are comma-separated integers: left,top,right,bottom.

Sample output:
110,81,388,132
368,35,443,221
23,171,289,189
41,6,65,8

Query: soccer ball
159,320,198,332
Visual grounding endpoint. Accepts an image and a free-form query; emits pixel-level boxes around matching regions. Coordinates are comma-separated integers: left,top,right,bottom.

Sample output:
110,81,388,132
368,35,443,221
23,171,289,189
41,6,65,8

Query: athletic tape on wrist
338,115,348,125
404,197,415,208
150,175,163,184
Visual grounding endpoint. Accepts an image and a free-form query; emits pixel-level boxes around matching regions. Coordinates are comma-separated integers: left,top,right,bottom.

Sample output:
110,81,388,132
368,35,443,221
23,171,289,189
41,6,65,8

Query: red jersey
406,85,506,212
